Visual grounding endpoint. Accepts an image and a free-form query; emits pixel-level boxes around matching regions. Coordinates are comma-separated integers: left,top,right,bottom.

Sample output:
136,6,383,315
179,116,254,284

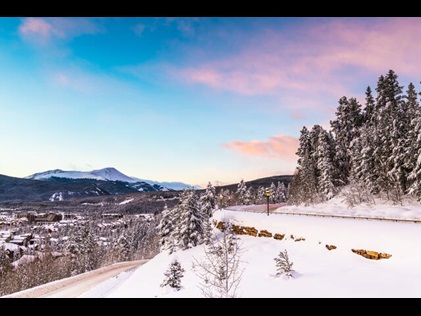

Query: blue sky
0,17,420,187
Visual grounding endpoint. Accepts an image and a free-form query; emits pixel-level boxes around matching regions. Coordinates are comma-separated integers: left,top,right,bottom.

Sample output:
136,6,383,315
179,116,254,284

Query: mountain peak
91,168,136,183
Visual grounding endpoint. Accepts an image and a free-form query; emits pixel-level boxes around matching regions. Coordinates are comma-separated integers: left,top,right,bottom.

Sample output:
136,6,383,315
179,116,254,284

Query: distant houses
19,212,63,224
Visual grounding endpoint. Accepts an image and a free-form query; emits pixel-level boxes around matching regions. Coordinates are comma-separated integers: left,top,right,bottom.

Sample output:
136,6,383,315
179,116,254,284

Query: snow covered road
3,260,148,298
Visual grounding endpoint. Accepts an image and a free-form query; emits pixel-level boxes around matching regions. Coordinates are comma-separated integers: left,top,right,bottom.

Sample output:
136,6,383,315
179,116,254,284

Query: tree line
288,69,421,206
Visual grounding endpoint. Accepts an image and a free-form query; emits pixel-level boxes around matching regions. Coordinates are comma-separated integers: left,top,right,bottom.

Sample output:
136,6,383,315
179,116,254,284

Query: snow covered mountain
26,167,137,183
25,167,192,191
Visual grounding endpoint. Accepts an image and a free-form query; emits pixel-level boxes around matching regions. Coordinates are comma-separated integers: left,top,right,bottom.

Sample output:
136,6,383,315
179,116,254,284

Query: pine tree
274,249,294,278
373,70,404,199
296,126,310,169
269,182,277,204
200,182,217,218
256,186,266,204
363,85,376,127
330,96,363,186
178,189,205,250
235,179,248,205
80,223,99,272
161,258,185,291
286,170,302,205
65,230,83,275
0,246,12,296
316,128,337,200
202,218,214,246
116,233,131,262
395,82,421,194
407,83,421,199
275,181,287,203
244,187,253,205
288,125,319,205
157,204,177,252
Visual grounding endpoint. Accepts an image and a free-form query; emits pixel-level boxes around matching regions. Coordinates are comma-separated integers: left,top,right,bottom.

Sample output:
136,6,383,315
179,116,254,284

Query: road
226,203,421,223
3,260,147,298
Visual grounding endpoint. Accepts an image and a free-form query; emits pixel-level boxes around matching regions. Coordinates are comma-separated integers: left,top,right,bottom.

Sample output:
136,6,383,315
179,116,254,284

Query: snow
118,198,134,205
5,196,421,298
49,192,63,201
26,167,194,190
27,167,138,183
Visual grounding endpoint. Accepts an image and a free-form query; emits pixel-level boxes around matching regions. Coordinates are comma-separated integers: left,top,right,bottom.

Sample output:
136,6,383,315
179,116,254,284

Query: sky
4,195,421,298
1,17,421,188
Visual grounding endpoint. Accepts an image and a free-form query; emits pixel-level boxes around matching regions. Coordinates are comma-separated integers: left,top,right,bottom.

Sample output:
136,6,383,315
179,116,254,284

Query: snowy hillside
103,203,421,298
6,196,421,298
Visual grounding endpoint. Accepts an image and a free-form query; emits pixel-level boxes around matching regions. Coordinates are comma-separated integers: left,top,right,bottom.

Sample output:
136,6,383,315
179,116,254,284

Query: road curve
2,260,148,298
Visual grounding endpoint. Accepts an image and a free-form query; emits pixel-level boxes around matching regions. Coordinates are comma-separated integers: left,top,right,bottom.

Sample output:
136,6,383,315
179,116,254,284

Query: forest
288,69,421,206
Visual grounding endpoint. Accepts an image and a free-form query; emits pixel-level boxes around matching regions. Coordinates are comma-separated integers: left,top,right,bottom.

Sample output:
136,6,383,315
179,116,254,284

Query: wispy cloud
224,134,299,161
166,17,421,100
19,17,102,46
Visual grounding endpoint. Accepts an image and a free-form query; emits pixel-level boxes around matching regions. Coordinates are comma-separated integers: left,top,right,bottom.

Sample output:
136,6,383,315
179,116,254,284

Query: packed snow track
2,260,147,298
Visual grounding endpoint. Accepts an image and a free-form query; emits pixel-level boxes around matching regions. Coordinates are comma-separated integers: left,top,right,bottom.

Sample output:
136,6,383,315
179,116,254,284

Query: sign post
265,189,270,216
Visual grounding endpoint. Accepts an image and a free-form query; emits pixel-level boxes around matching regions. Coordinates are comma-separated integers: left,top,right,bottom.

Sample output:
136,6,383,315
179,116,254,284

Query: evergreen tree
275,181,287,202
256,186,266,204
0,246,12,296
288,125,319,205
200,182,217,218
296,126,310,168
394,82,421,193
161,258,185,291
244,187,253,205
235,179,248,205
330,96,363,186
286,170,302,205
269,182,277,204
80,223,99,272
65,230,83,275
274,249,294,278
178,189,206,250
202,218,214,246
157,204,177,252
363,85,376,126
116,232,131,262
316,128,337,200
407,84,421,198
373,69,404,199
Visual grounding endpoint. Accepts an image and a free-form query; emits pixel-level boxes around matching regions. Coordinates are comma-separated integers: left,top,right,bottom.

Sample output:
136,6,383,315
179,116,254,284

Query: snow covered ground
4,196,421,298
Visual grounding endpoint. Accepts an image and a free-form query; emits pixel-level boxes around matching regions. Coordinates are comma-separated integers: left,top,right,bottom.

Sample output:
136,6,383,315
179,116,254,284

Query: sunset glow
0,17,420,187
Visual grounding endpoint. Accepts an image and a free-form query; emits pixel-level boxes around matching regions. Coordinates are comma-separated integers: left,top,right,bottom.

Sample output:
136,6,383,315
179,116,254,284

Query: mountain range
0,167,293,204
25,167,192,191
0,167,193,203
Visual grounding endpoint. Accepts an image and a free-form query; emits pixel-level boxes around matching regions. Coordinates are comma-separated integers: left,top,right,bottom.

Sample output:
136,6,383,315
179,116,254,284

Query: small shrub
274,249,294,278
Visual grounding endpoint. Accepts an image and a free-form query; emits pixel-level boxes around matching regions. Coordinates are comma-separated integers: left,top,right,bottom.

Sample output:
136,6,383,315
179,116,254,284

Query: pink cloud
224,134,299,161
19,17,101,45
174,17,421,100
19,18,63,42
